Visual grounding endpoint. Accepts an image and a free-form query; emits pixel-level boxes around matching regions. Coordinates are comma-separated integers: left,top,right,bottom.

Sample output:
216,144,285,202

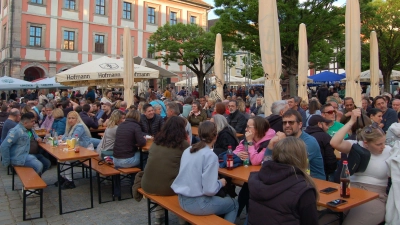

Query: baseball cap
308,115,332,126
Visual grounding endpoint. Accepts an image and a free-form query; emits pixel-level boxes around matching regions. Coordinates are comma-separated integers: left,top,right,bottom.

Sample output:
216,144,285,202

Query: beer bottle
340,160,351,198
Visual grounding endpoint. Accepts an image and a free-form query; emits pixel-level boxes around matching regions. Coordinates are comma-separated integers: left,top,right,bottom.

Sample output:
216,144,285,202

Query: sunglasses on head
323,110,335,114
364,122,383,134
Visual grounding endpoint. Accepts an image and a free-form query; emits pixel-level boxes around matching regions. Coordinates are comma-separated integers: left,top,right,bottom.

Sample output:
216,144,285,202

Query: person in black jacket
140,104,164,136
317,84,329,105
211,114,239,156
304,115,337,181
79,104,99,130
266,100,289,133
113,109,146,168
227,100,247,134
248,137,319,225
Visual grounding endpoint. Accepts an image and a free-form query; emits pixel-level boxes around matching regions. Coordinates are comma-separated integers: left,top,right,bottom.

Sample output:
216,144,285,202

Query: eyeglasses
364,122,383,133
282,120,297,125
323,110,336,114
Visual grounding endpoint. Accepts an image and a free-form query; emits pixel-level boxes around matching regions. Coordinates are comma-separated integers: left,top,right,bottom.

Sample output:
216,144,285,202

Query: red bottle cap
343,160,348,165
228,146,232,148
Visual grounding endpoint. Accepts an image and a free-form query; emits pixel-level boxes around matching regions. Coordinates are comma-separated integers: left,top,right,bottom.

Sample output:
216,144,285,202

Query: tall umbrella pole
123,26,134,107
259,0,282,116
298,23,309,103
345,0,362,106
370,31,380,98
214,33,225,100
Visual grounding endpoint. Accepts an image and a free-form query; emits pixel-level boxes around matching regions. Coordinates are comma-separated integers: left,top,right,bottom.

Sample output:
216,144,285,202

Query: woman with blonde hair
51,108,66,135
330,108,390,225
248,137,319,224
97,110,126,157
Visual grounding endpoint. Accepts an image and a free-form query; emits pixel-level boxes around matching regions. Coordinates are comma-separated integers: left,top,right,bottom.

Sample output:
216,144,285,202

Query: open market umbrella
0,76,35,90
370,31,380,98
214,33,225,100
298,23,308,103
259,0,282,115
33,77,70,89
345,0,362,106
123,26,134,107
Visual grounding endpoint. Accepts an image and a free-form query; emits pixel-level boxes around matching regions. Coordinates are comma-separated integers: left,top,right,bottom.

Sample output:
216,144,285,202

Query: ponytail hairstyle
190,121,217,153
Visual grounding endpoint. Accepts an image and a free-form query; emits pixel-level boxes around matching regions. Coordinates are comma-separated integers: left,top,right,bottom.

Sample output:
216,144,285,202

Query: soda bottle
243,142,249,167
340,160,351,198
52,129,58,146
227,145,234,170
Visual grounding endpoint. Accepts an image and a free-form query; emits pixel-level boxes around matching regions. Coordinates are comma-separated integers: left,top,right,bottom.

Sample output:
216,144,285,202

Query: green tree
211,0,345,96
148,23,235,96
361,0,400,92
240,54,264,79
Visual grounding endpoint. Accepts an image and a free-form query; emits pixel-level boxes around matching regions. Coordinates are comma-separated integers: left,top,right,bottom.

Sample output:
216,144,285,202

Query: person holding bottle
330,108,390,225
171,121,238,223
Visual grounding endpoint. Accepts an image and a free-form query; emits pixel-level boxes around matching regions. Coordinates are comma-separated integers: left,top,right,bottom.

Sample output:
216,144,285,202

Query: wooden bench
82,158,120,203
112,165,141,200
138,188,234,225
12,166,47,221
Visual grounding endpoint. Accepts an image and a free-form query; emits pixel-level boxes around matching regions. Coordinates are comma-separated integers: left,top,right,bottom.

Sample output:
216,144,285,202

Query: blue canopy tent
308,71,345,86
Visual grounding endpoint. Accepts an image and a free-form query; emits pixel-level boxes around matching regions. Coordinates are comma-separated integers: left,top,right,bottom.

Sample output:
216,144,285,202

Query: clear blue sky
204,0,347,20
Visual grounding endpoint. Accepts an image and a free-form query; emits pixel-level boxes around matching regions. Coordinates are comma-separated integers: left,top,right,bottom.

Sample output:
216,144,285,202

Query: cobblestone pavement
0,165,247,225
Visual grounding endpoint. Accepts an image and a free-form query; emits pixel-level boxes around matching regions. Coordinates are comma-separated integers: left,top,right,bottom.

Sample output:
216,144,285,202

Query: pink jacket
233,129,276,165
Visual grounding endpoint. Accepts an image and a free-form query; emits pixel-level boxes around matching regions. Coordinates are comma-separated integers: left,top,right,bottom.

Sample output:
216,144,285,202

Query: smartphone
327,199,348,207
320,187,338,194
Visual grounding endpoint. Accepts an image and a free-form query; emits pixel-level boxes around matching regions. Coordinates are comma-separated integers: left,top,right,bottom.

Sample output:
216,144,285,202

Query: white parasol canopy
297,23,309,103
214,33,225,100
259,0,282,116
345,0,362,106
33,77,70,89
369,31,380,98
55,56,159,87
175,76,246,87
0,76,35,90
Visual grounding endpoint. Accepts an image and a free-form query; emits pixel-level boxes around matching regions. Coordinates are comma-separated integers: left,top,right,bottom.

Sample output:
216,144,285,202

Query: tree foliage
148,23,235,96
211,0,345,96
361,0,400,92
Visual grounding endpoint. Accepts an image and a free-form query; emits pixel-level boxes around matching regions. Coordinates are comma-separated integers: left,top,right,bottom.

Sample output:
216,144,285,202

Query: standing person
97,110,125,157
317,84,329,105
10,90,17,101
140,104,164,136
163,87,171,100
187,101,207,126
305,99,321,127
330,108,389,225
171,121,238,223
141,116,190,224
248,137,319,225
0,113,46,175
373,96,397,132
113,110,146,168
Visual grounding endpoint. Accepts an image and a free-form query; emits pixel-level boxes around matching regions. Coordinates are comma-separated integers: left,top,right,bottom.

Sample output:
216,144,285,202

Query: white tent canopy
175,76,246,87
56,56,159,87
252,76,313,84
340,70,400,82
33,77,70,89
0,76,36,90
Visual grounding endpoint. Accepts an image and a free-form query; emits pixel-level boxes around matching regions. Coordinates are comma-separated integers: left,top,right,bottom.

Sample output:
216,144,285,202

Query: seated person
51,108,66,136
187,101,207,126
248,137,319,225
96,110,125,158
79,104,99,130
227,100,247,134
113,110,146,168
171,121,238,223
210,114,239,156
140,104,164,137
0,112,50,175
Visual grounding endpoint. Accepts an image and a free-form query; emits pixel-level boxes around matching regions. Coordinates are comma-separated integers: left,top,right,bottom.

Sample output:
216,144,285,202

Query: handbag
347,115,371,175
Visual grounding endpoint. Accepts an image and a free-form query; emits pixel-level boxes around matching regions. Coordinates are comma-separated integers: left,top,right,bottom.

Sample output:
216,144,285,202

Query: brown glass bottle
340,161,350,198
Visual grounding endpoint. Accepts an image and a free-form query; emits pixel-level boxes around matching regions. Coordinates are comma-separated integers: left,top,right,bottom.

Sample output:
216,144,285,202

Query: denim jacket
62,123,91,148
0,123,38,167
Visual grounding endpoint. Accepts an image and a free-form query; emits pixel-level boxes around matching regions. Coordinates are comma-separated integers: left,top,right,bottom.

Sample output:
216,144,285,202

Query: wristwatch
248,142,254,146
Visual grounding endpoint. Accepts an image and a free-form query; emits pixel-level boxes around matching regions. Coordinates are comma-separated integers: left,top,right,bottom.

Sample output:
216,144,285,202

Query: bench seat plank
138,188,234,225
14,167,47,189
82,158,120,176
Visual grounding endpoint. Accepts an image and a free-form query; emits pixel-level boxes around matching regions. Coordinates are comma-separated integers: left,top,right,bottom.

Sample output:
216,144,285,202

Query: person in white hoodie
386,122,400,145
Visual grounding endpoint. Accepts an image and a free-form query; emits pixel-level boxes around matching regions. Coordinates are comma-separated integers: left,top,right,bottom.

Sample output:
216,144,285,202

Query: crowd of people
0,83,398,224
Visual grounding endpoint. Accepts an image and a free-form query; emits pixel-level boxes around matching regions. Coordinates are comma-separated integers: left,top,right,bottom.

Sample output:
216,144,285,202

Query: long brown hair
190,121,217,153
272,137,319,199
154,116,188,150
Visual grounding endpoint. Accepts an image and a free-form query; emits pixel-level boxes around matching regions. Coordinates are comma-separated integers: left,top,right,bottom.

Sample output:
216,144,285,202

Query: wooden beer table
39,142,99,215
218,165,379,224
192,126,244,138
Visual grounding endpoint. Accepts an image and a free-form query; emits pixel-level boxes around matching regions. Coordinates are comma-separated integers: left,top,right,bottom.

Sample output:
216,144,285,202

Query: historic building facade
0,0,212,83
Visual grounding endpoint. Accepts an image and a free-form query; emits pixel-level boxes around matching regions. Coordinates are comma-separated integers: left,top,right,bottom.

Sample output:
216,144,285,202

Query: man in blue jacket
0,112,47,175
